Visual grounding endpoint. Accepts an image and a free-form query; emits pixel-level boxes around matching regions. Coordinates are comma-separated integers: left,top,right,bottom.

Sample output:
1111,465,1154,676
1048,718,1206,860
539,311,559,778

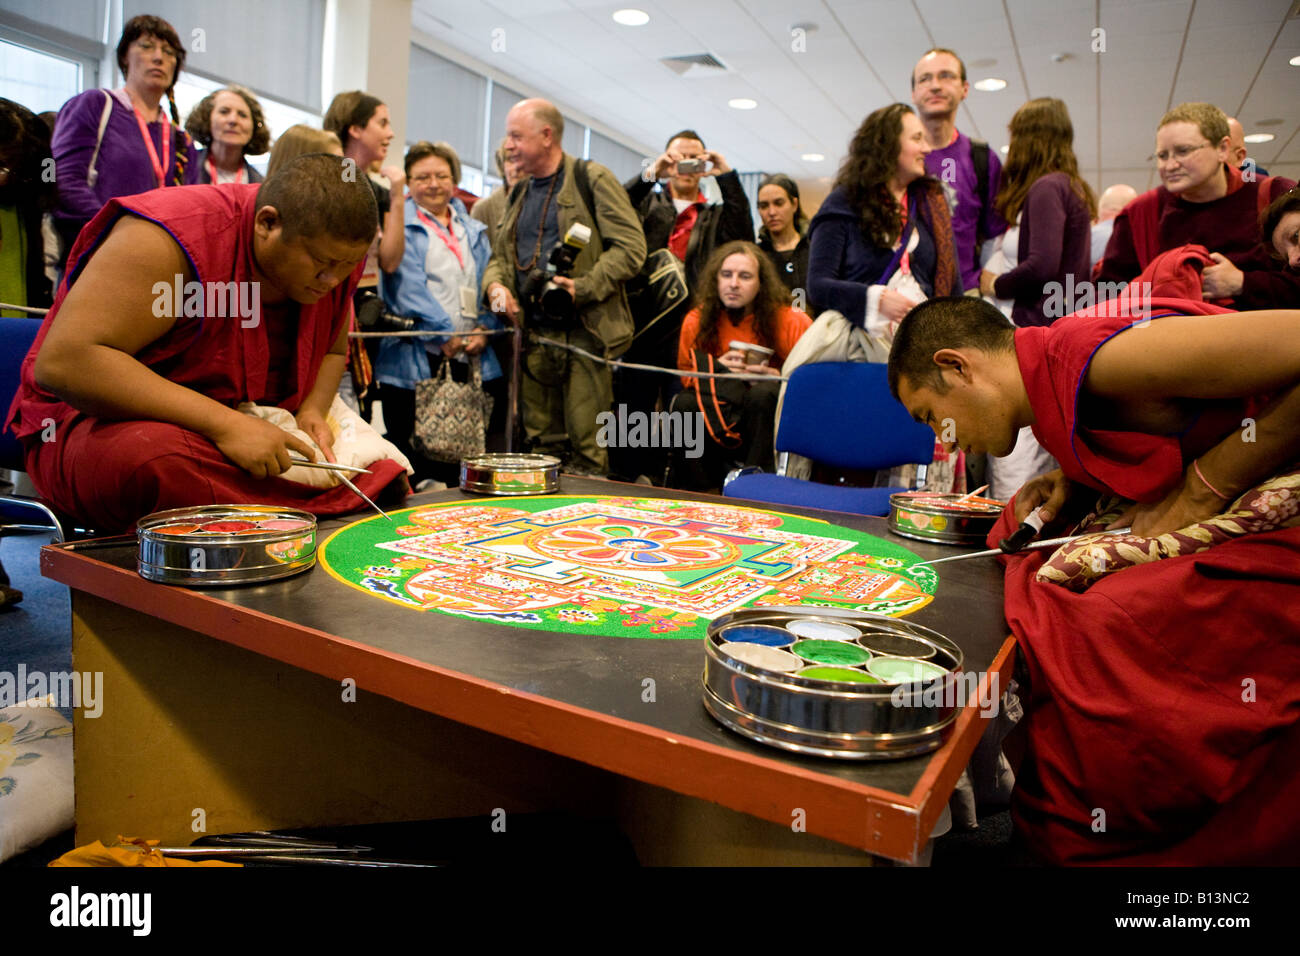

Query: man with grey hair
483,98,645,474
1089,183,1137,268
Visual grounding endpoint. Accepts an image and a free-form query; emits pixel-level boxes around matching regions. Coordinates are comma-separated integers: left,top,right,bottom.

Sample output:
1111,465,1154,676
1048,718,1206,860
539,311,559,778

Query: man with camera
483,99,646,475
610,131,754,482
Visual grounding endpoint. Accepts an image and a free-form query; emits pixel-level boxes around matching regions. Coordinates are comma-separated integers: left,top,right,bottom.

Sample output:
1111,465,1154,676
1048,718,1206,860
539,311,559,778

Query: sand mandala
319,495,937,640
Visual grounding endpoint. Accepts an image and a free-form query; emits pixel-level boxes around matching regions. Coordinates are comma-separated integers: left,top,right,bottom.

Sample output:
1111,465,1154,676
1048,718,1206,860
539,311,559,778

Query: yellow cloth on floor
49,836,242,867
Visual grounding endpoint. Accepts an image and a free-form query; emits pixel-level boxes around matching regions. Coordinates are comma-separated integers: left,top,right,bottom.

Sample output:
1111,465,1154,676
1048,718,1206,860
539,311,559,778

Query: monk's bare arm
293,321,350,462
1087,310,1300,530
33,216,316,477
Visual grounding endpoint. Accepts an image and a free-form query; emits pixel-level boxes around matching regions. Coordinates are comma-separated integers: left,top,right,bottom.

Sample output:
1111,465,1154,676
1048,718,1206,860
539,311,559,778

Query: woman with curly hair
184,85,270,184
50,14,196,267
807,103,959,341
669,240,812,490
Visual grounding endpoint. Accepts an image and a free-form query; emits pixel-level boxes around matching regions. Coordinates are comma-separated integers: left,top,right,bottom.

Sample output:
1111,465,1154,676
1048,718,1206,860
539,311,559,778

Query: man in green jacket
483,98,646,474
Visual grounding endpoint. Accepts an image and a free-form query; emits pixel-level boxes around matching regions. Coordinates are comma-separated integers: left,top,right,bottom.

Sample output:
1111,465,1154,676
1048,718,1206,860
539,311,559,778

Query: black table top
55,478,1011,800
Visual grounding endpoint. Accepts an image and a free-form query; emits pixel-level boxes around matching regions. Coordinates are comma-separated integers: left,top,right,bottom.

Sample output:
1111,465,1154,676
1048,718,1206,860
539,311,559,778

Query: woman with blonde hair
265,125,342,178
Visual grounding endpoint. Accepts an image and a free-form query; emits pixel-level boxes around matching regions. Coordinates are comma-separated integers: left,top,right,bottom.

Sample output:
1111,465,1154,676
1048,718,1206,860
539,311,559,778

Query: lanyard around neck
415,205,466,272
128,98,170,186
207,155,244,185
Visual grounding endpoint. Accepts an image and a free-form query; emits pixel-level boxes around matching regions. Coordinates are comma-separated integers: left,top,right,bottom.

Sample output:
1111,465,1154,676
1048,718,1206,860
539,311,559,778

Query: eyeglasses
1152,143,1211,166
409,173,453,186
134,39,180,59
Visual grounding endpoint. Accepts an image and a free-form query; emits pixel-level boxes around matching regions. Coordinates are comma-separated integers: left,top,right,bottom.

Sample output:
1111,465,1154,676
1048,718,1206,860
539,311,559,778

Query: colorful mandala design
526,523,741,569
319,496,938,640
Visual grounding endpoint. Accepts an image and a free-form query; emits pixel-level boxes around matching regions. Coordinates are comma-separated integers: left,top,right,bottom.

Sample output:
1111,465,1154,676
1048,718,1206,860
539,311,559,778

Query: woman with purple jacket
978,96,1095,499
50,14,197,265
978,97,1095,327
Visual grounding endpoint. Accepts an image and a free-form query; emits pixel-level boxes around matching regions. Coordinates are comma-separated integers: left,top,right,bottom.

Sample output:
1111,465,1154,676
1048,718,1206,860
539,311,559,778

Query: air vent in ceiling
661,53,730,77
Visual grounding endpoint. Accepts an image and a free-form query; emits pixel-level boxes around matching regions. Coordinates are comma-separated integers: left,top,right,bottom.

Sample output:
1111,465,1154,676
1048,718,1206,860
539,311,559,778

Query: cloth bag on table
413,354,494,463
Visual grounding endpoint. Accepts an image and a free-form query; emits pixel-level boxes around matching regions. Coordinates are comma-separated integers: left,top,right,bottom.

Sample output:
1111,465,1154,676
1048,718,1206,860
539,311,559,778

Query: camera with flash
523,222,592,327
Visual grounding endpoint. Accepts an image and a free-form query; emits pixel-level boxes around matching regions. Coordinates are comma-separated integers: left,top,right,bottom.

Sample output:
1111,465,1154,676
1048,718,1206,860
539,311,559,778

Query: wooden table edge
44,543,1004,862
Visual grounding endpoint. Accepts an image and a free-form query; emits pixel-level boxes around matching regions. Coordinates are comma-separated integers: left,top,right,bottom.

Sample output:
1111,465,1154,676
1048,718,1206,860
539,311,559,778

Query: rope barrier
0,303,49,316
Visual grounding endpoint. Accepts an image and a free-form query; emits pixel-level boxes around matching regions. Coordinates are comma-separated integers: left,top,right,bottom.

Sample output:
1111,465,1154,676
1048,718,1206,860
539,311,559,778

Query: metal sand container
137,505,317,586
703,606,965,760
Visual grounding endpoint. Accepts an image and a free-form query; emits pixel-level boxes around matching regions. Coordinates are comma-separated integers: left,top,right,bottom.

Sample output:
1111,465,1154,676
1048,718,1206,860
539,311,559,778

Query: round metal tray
887,492,1004,547
702,606,964,760
137,505,317,587
459,453,561,496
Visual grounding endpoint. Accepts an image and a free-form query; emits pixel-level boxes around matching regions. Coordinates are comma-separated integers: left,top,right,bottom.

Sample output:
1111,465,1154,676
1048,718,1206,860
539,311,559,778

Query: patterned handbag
413,355,494,463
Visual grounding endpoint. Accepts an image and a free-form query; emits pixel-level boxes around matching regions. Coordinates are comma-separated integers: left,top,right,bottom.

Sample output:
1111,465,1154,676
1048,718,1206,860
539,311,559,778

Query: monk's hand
1107,470,1226,538
294,407,336,464
216,416,319,479
1201,253,1244,299
1014,468,1072,525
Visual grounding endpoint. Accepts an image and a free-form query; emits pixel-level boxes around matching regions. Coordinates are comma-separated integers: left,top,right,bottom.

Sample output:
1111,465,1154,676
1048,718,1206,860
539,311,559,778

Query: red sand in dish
198,520,258,533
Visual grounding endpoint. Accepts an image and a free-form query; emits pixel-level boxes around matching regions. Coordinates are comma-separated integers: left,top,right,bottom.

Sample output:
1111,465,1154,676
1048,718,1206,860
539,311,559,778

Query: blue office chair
0,315,78,541
722,361,936,515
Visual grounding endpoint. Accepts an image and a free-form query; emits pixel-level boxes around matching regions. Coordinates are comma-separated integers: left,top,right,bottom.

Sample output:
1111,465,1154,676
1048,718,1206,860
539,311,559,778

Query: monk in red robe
888,294,1300,864
5,154,408,532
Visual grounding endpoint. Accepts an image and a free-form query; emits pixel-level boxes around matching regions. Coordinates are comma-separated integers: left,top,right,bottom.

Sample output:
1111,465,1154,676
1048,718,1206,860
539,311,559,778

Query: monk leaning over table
888,293,1300,864
5,153,410,533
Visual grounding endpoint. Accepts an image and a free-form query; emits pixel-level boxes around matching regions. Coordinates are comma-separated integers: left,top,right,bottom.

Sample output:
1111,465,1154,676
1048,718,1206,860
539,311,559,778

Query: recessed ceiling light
1243,132,1275,144
1290,55,1300,67
974,78,1007,92
999,145,1009,154
612,9,649,26
729,98,758,110
801,153,825,162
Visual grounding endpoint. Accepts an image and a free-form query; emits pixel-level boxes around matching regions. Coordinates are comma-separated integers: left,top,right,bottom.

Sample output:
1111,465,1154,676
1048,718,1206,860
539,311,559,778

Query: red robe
5,184,407,532
999,296,1300,865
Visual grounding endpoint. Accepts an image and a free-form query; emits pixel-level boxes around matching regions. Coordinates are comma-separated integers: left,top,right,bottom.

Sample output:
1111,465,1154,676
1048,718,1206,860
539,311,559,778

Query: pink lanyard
130,103,170,186
207,155,244,185
415,206,466,272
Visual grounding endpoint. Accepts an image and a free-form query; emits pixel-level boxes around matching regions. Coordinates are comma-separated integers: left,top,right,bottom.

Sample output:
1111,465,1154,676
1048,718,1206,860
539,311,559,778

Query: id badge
459,285,479,319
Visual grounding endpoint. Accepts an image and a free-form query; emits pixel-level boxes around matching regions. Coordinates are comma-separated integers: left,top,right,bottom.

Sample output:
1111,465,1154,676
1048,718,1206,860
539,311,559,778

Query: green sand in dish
791,639,872,667
797,666,881,684
867,657,949,683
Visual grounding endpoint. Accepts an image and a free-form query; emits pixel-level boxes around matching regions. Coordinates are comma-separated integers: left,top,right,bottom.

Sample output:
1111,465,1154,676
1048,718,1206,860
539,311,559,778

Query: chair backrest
776,361,935,471
0,317,43,472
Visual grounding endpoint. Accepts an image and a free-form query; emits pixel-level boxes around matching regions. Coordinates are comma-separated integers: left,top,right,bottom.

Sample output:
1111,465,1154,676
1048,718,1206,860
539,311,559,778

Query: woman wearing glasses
375,141,504,488
1095,101,1297,307
50,14,196,268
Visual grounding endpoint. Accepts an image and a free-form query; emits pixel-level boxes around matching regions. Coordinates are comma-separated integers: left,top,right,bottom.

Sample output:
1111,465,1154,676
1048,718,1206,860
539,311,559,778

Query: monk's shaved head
255,153,378,244
888,297,1016,398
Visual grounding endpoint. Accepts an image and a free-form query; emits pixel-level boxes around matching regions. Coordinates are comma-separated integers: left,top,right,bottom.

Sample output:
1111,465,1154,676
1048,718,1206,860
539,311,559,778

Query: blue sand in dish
718,624,795,647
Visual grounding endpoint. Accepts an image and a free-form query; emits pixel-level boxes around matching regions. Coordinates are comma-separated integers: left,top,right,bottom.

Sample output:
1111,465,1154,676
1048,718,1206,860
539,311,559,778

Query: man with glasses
911,48,1006,293
1096,102,1297,307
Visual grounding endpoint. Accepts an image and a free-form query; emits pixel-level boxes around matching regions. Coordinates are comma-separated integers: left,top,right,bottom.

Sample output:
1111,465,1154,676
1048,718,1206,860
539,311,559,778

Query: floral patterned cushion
0,697,73,862
1036,465,1300,592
